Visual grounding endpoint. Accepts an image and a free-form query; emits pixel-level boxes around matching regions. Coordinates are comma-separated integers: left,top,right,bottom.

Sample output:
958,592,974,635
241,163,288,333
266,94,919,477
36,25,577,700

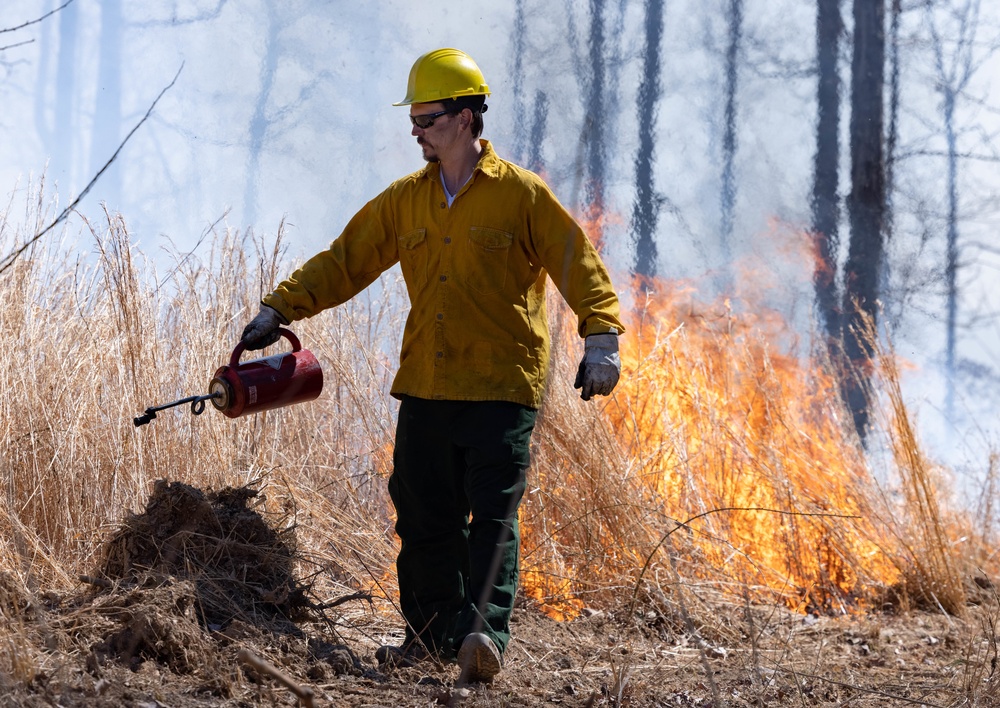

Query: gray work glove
241,304,288,350
573,332,621,401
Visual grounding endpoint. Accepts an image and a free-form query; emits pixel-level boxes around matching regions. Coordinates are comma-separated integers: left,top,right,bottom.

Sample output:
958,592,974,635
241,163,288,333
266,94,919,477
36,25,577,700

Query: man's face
409,102,457,163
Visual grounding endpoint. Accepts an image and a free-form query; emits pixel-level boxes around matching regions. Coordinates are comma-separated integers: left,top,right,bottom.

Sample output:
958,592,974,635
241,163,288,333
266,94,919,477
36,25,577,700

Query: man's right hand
241,305,288,350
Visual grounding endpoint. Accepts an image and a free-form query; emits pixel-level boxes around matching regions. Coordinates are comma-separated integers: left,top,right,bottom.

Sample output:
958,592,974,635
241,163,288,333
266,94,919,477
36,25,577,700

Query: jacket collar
421,139,500,181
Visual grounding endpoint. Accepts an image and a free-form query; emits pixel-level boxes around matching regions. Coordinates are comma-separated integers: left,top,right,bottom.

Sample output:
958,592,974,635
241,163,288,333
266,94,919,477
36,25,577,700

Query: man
241,48,624,682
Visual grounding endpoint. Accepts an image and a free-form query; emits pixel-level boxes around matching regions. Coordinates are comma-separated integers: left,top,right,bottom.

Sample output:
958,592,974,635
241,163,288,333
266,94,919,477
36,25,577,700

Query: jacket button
437,313,444,320
440,275,447,282
440,202,446,209
444,237,452,244
436,351,444,358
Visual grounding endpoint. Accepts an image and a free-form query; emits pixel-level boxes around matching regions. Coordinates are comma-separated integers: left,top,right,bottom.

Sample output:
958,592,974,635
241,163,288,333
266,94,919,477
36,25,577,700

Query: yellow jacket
263,140,624,408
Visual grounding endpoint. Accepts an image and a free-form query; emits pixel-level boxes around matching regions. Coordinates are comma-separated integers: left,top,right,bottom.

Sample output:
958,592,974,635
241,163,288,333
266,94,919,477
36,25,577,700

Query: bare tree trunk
842,0,886,441
33,1,57,149
631,0,664,280
812,0,844,343
243,5,279,228
943,84,959,423
90,0,123,210
719,0,744,268
54,0,80,190
924,0,985,425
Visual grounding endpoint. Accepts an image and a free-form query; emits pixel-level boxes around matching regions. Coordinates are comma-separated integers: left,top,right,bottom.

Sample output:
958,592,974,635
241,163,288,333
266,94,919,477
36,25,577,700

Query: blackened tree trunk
879,0,901,333
511,0,528,166
811,0,843,344
631,0,664,279
719,0,744,266
584,0,608,240
883,0,901,251
842,0,886,440
527,90,549,175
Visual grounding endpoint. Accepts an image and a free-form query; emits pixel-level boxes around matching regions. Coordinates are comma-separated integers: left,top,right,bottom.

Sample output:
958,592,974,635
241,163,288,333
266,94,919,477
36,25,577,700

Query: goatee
418,140,439,164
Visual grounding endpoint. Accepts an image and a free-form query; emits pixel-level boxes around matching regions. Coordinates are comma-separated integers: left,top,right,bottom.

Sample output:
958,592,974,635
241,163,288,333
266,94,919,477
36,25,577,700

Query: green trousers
388,396,537,659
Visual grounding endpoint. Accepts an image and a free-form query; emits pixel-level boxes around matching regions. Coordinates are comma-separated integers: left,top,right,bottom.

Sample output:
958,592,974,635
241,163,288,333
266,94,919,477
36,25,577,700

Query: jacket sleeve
263,192,400,322
525,181,625,337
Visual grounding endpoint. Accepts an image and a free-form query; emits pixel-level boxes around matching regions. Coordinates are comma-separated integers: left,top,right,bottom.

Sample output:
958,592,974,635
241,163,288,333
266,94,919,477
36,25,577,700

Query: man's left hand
241,305,288,350
574,333,621,401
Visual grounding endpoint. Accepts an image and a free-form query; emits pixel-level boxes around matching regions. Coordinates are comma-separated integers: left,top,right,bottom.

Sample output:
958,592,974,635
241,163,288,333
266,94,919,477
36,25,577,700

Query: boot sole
458,635,501,682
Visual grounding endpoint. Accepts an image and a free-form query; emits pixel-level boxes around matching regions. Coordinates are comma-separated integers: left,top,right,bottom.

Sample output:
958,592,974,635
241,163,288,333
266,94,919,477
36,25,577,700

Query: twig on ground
237,648,316,708
311,590,373,610
78,575,113,589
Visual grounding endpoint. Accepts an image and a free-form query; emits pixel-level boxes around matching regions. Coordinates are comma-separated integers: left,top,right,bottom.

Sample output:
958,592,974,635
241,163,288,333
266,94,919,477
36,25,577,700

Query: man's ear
459,108,473,132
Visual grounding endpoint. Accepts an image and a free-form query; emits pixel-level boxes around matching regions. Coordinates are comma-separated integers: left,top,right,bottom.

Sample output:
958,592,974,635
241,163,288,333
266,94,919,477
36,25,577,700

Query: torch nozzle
133,392,223,427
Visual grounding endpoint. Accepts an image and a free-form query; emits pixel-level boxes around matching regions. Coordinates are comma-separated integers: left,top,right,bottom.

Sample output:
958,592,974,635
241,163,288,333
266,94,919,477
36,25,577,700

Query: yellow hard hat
393,48,491,106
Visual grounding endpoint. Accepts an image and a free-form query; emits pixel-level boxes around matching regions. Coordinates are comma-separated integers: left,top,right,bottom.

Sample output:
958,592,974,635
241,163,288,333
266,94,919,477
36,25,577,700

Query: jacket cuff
261,295,294,324
581,321,621,337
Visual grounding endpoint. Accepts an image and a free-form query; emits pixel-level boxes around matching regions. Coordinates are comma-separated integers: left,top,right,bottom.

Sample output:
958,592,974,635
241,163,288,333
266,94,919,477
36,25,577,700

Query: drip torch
133,328,323,427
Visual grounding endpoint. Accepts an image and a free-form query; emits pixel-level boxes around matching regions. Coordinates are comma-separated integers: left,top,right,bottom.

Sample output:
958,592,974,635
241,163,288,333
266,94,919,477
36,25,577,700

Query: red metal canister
208,329,323,419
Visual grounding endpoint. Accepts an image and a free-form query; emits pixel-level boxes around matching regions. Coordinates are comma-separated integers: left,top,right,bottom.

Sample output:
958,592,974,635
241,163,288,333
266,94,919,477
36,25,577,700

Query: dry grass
0,186,996,701
0,184,402,608
862,313,968,616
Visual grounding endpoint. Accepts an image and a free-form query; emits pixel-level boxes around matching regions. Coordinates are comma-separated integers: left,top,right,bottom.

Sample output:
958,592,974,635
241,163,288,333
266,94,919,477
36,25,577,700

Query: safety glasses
409,109,452,129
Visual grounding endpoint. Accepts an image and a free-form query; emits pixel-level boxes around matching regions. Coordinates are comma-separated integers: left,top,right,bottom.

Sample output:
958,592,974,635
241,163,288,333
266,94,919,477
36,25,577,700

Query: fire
519,225,903,620
619,281,897,599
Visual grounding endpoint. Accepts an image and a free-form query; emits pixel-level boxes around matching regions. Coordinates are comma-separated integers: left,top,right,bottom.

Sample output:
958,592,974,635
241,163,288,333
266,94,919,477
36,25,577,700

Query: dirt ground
2,482,998,707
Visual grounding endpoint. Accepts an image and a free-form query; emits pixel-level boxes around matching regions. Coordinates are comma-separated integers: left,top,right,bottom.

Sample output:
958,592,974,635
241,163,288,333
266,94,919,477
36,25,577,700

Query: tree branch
897,148,1000,163
0,39,34,52
0,0,76,35
0,64,184,276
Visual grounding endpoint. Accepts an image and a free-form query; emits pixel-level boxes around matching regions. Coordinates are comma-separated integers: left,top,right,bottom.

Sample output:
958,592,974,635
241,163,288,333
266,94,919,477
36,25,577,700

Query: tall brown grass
860,313,967,615
0,187,403,610
0,187,992,676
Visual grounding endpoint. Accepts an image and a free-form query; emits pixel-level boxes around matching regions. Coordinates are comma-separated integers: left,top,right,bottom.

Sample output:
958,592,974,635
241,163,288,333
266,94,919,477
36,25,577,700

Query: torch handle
229,328,302,368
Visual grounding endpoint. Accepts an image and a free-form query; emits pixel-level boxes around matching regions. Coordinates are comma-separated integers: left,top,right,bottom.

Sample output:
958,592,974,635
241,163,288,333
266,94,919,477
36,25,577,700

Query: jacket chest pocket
398,228,428,290
464,227,513,295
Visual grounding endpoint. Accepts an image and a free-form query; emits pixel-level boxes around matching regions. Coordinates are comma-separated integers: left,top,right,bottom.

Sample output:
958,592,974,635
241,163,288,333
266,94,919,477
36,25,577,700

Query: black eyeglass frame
409,109,453,129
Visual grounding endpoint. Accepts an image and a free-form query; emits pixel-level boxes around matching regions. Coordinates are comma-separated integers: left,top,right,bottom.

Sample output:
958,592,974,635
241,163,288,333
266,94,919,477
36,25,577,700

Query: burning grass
519,254,993,625
520,283,904,621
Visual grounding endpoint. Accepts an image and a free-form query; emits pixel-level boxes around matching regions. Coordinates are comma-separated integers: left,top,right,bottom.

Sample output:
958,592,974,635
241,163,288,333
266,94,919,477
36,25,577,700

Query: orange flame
519,218,901,619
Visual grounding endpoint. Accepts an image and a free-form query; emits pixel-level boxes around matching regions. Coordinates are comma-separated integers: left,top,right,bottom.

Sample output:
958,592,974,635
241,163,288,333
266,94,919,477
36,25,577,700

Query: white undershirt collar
440,170,472,207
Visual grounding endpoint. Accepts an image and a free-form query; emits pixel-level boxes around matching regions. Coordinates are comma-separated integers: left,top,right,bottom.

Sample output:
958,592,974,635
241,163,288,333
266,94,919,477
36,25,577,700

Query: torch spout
133,392,223,427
